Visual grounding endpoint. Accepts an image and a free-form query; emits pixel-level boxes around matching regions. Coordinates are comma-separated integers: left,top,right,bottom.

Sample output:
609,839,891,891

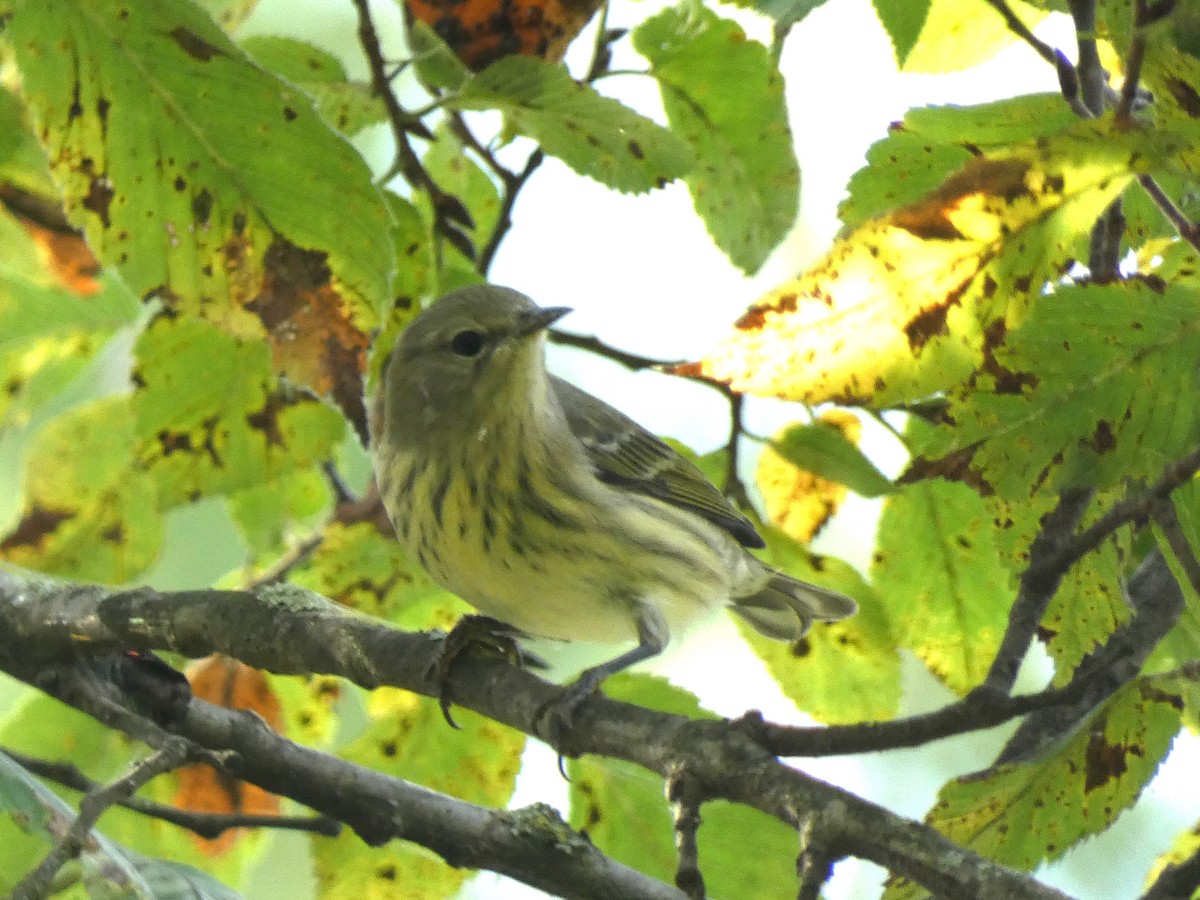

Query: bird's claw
429,615,544,727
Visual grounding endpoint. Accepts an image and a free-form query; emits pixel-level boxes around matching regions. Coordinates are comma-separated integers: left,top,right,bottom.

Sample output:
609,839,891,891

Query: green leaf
772,421,893,497
886,671,1186,898
226,467,330,559
451,56,693,194
0,397,163,582
133,315,345,507
315,691,524,900
0,752,156,898
1040,494,1133,684
872,0,931,66
289,520,457,625
633,6,798,273
840,94,1078,229
747,0,829,27
872,479,1011,694
985,490,1133,684
568,679,802,899
239,35,386,136
0,87,57,197
744,536,900,723
910,279,1200,500
8,0,394,332
408,20,472,92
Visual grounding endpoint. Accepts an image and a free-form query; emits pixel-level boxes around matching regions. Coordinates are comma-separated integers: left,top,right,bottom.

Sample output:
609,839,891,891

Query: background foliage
1,0,1200,897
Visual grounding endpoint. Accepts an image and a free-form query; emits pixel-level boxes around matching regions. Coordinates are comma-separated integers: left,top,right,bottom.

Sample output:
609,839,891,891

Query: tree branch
0,572,1072,899
1,747,340,841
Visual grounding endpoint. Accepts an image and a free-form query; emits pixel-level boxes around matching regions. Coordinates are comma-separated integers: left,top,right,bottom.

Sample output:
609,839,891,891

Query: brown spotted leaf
687,118,1165,407
451,56,694,194
404,0,602,70
132,314,345,507
0,397,163,582
908,277,1200,500
884,671,1186,899
6,0,393,428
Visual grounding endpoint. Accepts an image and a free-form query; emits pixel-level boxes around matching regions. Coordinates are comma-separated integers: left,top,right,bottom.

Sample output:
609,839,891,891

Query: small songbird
371,284,856,719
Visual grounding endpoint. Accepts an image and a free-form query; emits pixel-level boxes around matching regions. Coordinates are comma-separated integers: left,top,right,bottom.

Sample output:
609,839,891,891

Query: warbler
371,284,856,717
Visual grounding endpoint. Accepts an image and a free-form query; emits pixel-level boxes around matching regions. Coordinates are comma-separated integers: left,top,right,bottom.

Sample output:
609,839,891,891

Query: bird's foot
430,614,544,728
533,667,609,776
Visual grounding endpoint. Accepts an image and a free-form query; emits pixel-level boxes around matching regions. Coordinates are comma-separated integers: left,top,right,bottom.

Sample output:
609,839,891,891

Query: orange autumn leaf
175,655,284,855
405,0,603,70
2,187,101,295
246,238,372,442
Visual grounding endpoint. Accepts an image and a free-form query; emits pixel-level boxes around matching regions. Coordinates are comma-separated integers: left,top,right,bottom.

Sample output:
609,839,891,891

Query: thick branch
0,573,1071,900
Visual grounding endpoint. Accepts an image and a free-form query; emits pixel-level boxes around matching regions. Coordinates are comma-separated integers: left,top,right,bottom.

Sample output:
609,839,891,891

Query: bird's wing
551,376,765,549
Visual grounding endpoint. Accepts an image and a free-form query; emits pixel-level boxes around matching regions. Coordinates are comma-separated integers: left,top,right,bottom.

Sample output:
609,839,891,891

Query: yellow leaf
757,410,858,544
684,120,1159,407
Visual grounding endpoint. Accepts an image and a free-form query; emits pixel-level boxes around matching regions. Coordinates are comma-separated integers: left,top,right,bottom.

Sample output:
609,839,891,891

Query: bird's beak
515,306,572,338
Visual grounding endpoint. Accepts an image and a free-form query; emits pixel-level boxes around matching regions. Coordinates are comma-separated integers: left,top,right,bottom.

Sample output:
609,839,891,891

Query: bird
370,284,857,725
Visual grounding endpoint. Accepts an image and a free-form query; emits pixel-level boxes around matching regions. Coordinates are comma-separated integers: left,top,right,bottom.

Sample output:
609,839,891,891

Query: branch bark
0,571,1073,900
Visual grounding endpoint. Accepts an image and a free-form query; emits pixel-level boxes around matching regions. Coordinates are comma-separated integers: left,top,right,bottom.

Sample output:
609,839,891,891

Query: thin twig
758,676,1094,757
983,0,1059,65
986,489,1094,694
1069,0,1107,116
11,741,192,900
351,0,473,243
667,768,706,900
2,748,340,840
245,532,325,589
1031,442,1200,583
1116,0,1151,124
477,149,545,275
1137,175,1200,251
796,808,838,900
1153,500,1200,599
723,392,751,509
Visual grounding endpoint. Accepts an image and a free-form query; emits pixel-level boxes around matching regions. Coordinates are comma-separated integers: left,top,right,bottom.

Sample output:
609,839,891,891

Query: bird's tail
731,569,857,642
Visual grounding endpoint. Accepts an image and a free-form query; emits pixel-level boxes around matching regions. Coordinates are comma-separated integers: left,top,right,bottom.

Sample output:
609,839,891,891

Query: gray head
374,285,570,449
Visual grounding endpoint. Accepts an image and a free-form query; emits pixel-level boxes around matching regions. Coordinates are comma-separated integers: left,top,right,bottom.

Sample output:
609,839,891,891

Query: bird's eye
450,329,485,357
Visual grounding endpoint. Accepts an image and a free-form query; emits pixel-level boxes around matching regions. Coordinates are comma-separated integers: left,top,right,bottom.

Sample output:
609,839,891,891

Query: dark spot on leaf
377,864,398,880
101,522,125,543
283,106,297,122
790,637,811,657
1142,685,1184,710
380,739,397,757
628,139,644,160
1086,419,1116,453
1044,173,1064,194
734,305,768,331
96,96,110,131
192,188,213,225
901,444,995,496
0,505,73,552
980,274,997,299
68,79,83,121
1084,731,1138,792
83,176,115,228
169,26,224,62
173,176,187,192
157,430,195,455
246,393,287,448
1013,274,1033,294
232,212,247,234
